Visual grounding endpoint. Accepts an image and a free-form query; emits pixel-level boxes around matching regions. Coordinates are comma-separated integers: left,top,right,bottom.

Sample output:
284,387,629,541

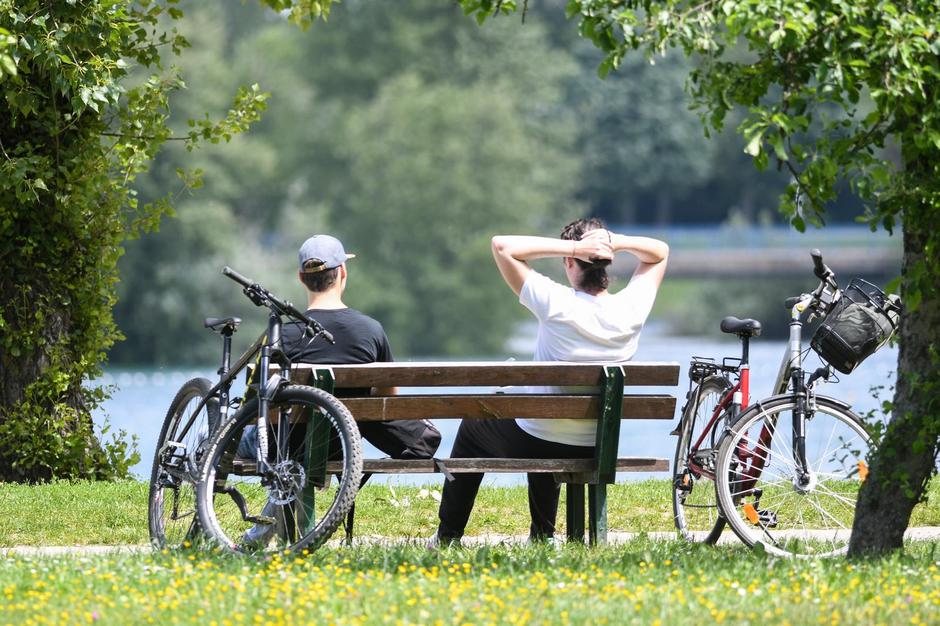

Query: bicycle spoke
804,494,850,531
715,397,872,558
198,385,362,555
814,419,840,474
812,482,859,510
744,435,799,474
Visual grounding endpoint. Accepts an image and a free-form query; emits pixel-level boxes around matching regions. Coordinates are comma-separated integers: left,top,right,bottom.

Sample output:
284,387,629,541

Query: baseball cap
298,235,356,273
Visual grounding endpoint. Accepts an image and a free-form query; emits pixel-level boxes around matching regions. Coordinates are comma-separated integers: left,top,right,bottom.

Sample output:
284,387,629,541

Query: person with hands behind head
431,218,668,546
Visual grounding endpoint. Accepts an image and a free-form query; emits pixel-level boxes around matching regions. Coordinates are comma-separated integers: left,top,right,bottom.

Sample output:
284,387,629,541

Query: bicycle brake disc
267,460,307,505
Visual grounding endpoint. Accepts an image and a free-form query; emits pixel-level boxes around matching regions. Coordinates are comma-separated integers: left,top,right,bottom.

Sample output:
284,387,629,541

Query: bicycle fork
790,371,812,487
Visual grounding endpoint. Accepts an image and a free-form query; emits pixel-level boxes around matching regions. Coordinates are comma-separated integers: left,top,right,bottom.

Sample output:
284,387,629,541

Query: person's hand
573,229,613,264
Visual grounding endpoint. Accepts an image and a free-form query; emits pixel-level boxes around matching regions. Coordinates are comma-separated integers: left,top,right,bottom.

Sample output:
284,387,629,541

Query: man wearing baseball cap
289,233,439,454
241,233,441,547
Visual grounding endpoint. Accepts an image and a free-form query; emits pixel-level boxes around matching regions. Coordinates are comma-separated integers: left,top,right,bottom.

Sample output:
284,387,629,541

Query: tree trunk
0,267,97,482
848,202,940,556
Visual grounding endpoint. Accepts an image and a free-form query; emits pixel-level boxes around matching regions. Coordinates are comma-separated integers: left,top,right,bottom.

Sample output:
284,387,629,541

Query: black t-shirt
281,308,393,397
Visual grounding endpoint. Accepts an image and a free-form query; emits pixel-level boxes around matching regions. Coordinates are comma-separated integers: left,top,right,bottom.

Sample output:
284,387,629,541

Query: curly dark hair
560,217,610,294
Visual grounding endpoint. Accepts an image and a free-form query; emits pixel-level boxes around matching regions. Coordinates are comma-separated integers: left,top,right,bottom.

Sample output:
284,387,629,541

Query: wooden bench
293,361,680,545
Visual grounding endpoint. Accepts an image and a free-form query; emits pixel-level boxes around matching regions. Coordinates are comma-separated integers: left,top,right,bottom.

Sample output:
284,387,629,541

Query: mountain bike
149,267,362,554
674,250,900,557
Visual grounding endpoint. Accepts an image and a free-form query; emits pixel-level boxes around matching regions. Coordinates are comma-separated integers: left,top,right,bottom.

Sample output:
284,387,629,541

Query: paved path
5,527,940,557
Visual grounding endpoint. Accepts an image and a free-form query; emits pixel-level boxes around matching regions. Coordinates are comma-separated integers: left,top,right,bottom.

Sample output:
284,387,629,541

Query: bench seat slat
343,457,668,473
339,394,676,421
231,457,668,475
292,361,680,388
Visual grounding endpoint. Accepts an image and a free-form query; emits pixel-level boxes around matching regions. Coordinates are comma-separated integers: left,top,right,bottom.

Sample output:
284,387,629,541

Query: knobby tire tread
148,377,217,548
196,384,362,555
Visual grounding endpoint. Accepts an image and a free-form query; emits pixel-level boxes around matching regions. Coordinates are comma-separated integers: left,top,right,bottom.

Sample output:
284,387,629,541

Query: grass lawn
2,541,939,625
1,480,939,624
1,478,939,547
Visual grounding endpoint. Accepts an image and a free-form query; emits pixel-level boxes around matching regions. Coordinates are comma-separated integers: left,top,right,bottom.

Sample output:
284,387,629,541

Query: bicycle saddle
204,316,241,334
720,316,762,337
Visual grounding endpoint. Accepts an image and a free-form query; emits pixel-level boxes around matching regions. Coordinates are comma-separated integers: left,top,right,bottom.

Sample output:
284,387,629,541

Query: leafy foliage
111,0,816,364
331,74,577,355
112,0,584,362
0,0,289,481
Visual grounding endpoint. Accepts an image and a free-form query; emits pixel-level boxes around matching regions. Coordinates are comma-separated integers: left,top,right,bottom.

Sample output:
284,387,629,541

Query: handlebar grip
222,266,254,288
321,329,335,344
810,249,832,281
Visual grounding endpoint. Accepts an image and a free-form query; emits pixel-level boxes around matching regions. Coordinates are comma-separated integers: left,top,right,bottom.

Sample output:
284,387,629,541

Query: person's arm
491,234,614,295
371,331,397,396
604,231,669,290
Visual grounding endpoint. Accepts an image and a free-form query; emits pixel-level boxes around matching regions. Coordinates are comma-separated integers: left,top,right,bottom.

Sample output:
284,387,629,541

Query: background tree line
112,0,868,365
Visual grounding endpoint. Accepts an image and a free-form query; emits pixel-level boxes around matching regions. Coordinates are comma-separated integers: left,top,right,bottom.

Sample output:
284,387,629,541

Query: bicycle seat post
219,328,234,377
719,316,761,411
735,333,751,410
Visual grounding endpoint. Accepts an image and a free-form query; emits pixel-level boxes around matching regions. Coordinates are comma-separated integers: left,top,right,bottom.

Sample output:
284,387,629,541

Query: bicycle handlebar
785,250,839,315
222,266,253,289
810,249,831,280
222,266,335,344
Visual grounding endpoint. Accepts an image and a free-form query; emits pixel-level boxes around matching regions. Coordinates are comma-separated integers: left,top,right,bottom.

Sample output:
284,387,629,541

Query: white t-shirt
515,269,659,446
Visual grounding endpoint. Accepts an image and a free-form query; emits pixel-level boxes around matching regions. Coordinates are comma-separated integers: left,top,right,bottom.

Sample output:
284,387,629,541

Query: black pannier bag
810,279,900,374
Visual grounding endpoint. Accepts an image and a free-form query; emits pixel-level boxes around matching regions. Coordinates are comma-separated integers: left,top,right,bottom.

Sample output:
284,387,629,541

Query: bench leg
588,483,608,546
566,483,585,543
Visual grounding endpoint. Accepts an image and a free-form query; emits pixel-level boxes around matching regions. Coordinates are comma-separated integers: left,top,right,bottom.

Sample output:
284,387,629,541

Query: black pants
238,419,441,461
437,419,593,541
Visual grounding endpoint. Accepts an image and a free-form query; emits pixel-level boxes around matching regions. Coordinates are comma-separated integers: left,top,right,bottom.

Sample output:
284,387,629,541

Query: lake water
93,333,897,485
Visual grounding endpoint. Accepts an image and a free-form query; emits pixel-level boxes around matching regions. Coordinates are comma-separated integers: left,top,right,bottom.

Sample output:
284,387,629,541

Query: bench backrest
292,361,679,483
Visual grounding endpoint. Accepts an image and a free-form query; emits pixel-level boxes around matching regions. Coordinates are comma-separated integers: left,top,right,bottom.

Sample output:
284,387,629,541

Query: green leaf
565,0,580,19
744,130,764,157
0,54,16,77
768,133,788,161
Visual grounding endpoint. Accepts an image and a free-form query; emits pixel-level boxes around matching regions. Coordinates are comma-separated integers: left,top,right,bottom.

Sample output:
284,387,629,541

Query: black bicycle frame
166,331,266,453
254,311,294,475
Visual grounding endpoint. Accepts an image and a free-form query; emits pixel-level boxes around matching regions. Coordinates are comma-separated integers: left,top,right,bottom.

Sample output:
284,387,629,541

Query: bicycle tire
196,384,363,554
148,377,220,548
714,395,872,558
673,375,731,543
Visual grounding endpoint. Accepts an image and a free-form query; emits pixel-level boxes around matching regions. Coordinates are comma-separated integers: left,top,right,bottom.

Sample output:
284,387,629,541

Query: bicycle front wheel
715,395,872,558
196,385,362,554
148,377,220,548
673,375,731,543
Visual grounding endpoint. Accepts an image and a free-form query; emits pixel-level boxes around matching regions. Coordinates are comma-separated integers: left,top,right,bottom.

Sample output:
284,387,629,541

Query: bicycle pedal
758,509,778,527
674,472,693,492
161,441,188,465
742,503,778,527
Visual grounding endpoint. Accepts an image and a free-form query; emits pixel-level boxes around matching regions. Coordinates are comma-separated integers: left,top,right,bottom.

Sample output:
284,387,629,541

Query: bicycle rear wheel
714,395,872,558
673,375,730,543
196,385,362,554
148,377,220,548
